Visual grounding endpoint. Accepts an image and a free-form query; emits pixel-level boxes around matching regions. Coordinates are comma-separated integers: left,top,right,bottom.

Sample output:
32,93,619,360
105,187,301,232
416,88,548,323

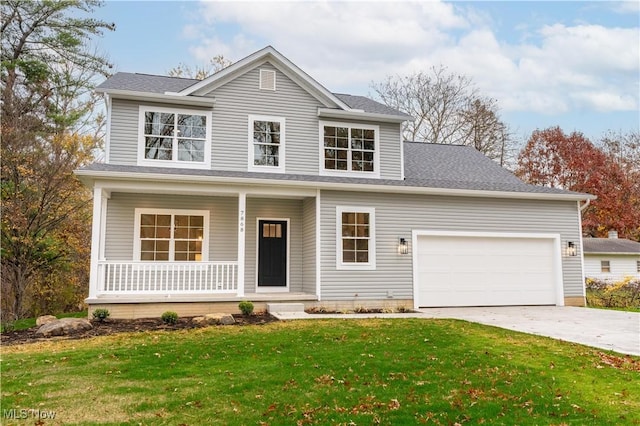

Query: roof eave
318,108,412,124
583,251,640,255
95,88,216,107
75,168,592,202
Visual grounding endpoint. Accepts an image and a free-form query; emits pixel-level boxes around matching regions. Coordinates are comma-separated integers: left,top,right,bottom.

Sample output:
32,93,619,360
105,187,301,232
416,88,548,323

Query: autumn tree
167,54,233,80
1,0,115,320
371,65,513,164
515,127,640,240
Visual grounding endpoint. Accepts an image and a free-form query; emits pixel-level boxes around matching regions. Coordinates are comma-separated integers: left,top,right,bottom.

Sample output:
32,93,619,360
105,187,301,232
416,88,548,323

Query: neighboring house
76,46,593,319
583,232,640,282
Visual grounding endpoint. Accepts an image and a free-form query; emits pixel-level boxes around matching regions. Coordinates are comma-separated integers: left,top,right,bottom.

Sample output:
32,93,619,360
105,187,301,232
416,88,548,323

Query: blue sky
90,1,639,143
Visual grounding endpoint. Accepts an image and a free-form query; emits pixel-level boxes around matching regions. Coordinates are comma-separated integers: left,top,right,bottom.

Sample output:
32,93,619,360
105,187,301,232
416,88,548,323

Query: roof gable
177,46,350,110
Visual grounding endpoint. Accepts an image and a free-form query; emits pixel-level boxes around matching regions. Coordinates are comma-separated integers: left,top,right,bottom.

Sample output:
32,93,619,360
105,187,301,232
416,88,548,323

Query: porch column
237,191,246,297
88,187,107,299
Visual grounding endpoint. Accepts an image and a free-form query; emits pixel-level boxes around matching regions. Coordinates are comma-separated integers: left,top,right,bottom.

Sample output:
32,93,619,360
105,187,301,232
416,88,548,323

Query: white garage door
415,233,560,307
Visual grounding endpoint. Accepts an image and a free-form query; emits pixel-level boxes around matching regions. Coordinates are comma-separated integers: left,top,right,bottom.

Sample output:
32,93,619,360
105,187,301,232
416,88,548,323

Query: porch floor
86,292,318,305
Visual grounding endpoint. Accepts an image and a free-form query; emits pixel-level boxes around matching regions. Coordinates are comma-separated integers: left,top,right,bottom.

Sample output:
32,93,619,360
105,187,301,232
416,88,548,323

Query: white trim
577,201,587,303
75,169,595,202
247,114,286,173
104,94,112,163
95,88,217,107
315,189,322,300
237,192,246,297
319,121,381,178
411,230,564,309
137,105,212,169
259,68,276,91
98,191,109,261
88,187,105,299
317,108,409,124
255,217,290,292
335,206,376,271
399,131,405,181
133,208,210,262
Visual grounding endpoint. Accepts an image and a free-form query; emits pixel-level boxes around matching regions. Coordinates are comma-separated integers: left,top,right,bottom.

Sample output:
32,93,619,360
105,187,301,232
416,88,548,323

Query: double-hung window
248,115,285,172
601,260,611,273
138,106,211,168
321,122,379,177
336,206,376,270
135,209,209,261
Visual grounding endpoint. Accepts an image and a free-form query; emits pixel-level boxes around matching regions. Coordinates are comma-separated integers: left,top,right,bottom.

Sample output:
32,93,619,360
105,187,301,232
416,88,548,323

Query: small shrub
1,321,16,333
395,305,413,313
161,311,179,324
92,308,110,322
354,305,370,313
238,301,254,316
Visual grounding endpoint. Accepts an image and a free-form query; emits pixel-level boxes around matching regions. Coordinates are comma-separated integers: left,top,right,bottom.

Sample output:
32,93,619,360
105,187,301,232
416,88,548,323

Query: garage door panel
416,234,558,307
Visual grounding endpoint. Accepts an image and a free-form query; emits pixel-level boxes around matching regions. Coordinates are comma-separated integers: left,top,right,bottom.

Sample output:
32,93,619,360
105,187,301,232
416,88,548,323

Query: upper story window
320,121,380,177
601,260,611,273
138,106,211,169
248,115,285,173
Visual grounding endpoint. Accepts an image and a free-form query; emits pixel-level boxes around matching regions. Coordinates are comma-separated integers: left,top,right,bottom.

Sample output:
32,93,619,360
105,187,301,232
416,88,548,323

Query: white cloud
611,1,640,14
185,1,639,116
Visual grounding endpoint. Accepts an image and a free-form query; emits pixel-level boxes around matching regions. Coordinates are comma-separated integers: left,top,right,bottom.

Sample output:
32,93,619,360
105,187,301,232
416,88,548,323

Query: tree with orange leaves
516,127,639,241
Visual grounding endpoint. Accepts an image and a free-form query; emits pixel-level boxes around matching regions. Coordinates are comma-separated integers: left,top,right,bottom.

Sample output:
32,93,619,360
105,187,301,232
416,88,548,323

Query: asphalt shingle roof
96,72,199,94
97,73,409,118
582,238,640,254
333,93,412,118
80,142,583,196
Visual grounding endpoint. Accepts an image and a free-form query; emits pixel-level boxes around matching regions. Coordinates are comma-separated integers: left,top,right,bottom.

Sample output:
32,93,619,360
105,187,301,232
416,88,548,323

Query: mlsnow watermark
3,408,57,420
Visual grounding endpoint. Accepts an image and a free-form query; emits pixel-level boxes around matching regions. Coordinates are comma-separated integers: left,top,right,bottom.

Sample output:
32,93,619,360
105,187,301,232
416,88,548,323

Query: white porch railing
97,261,238,294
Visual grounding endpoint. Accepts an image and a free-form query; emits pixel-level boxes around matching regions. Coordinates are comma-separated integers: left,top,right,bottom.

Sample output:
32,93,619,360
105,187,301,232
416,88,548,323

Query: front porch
87,180,320,316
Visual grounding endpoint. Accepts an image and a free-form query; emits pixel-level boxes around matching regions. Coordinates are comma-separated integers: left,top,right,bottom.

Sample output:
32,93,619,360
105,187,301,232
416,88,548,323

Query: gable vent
260,69,276,91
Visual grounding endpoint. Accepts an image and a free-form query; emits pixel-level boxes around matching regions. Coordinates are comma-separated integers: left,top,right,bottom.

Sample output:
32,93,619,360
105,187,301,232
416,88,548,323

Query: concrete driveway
418,306,640,356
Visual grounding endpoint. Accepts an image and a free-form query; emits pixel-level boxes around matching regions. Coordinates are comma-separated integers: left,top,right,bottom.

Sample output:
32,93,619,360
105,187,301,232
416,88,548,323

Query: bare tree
371,66,514,163
167,54,233,80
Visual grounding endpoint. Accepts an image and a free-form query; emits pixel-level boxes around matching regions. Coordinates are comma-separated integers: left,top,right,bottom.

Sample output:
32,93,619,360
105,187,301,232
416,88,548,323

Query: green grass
0,311,87,333
1,319,638,425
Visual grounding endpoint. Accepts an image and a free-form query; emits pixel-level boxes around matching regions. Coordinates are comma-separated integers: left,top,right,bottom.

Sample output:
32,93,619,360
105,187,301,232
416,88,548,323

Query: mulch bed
0,313,278,346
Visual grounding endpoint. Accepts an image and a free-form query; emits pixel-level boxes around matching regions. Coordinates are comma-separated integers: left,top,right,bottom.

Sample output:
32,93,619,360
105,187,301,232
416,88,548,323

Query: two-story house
76,46,593,319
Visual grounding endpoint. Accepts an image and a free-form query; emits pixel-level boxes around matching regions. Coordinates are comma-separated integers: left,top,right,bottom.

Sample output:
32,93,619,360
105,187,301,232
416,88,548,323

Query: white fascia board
584,252,640,255
75,169,594,202
318,107,411,124
95,88,216,107
178,46,351,110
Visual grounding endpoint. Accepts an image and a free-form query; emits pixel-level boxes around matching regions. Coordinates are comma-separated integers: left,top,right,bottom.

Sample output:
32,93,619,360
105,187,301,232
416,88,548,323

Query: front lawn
1,319,638,425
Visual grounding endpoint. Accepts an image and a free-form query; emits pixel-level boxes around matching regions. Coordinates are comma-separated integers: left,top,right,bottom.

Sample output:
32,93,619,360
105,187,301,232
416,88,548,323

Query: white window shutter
260,69,276,91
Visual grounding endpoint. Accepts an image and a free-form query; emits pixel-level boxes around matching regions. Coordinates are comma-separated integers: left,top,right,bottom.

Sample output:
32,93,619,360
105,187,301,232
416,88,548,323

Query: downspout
579,198,591,212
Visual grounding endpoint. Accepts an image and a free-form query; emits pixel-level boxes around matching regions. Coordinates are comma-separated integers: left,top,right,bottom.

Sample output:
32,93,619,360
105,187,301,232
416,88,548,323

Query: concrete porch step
266,303,306,313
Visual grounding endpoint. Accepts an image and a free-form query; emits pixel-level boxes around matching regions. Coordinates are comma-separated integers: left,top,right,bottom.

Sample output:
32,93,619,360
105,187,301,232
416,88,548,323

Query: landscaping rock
36,315,57,326
35,318,93,338
191,316,206,325
206,313,235,325
192,313,235,326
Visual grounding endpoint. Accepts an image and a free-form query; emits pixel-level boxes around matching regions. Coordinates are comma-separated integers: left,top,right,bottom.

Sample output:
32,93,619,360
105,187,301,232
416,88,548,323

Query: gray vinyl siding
108,98,138,165
320,191,584,301
245,198,303,293
302,197,317,294
108,99,212,166
204,62,324,174
104,193,238,261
